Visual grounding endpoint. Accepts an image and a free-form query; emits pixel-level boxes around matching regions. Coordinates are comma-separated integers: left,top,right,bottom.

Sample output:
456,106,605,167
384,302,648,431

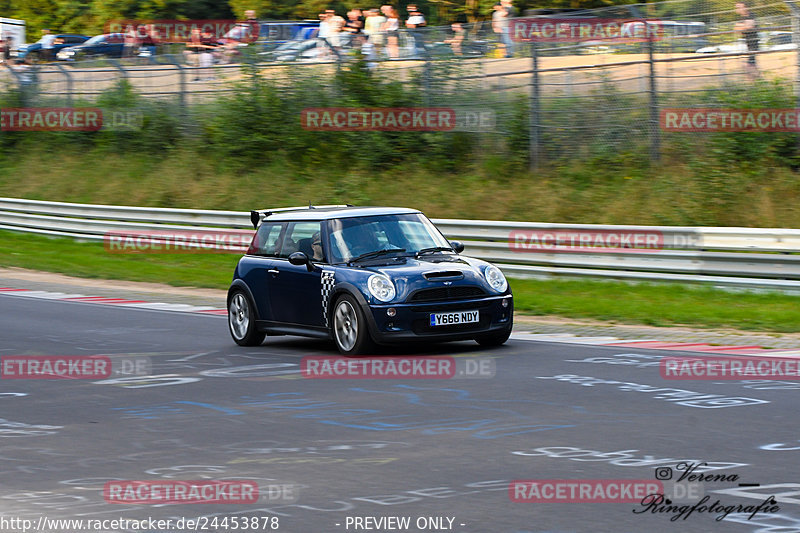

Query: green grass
1,146,800,228
3,230,799,333
0,230,238,289
511,278,800,333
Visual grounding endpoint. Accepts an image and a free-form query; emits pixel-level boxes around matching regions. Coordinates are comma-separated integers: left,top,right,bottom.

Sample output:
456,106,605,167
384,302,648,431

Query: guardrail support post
423,49,432,106
51,63,73,106
107,58,128,82
786,1,800,151
529,40,541,171
646,32,661,162
160,55,187,129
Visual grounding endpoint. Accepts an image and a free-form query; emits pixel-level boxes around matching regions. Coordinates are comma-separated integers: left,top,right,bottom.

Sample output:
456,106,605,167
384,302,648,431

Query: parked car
765,31,796,51
696,39,748,54
56,33,125,61
228,205,514,354
259,37,325,62
695,31,794,54
16,34,89,62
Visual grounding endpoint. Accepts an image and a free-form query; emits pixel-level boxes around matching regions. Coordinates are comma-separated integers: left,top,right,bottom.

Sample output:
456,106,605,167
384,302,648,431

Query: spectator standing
198,29,220,80
501,0,516,57
221,9,258,63
364,8,386,50
123,26,139,58
139,25,159,62
735,1,759,79
14,57,37,104
444,22,465,56
327,10,345,49
38,29,56,61
4,34,13,61
342,9,364,48
405,4,426,57
318,10,332,58
184,27,204,67
381,6,400,59
243,10,260,42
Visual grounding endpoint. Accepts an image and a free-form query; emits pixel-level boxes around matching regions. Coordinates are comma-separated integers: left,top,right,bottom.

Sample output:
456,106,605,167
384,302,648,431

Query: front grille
408,286,486,302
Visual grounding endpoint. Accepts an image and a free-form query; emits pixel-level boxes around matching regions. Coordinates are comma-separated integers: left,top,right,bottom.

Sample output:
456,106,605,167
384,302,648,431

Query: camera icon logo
655,467,673,480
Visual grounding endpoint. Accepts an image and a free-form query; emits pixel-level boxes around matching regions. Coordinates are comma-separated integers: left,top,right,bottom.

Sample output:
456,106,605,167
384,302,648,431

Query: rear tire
332,294,375,355
228,290,266,346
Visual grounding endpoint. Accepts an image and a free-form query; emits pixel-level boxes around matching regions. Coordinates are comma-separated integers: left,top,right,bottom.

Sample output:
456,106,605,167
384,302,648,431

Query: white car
696,31,795,53
696,39,747,54
765,31,796,51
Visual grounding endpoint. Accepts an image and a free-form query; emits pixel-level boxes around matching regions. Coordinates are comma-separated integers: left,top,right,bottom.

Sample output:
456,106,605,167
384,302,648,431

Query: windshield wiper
350,248,407,263
415,246,453,258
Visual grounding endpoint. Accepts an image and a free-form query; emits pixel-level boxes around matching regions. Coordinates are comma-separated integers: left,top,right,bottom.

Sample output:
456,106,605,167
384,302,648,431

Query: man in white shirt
38,29,57,61
405,4,426,57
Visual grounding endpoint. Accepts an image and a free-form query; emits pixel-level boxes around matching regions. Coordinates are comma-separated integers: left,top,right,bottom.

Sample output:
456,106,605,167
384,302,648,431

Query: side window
277,221,323,261
249,222,284,256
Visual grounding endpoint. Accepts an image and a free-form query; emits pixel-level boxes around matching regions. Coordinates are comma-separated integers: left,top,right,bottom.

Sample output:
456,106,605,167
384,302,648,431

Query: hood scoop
423,270,464,281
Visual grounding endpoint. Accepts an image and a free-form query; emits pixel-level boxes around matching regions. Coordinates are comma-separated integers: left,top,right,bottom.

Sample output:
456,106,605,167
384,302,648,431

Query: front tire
332,294,375,355
228,291,266,346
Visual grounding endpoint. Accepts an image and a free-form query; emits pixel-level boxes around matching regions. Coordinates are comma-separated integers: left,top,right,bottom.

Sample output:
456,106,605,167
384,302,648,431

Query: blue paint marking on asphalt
107,389,577,437
173,401,244,415
111,405,188,419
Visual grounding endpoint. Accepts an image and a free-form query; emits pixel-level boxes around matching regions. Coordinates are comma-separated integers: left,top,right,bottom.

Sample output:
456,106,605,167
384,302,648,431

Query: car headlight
368,274,396,302
484,265,508,293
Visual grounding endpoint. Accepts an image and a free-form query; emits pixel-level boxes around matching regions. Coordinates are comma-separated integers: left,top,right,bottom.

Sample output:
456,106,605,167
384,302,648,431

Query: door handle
267,269,280,275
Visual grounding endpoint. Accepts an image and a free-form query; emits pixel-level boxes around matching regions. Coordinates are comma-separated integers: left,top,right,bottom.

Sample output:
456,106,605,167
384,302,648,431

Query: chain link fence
2,0,799,166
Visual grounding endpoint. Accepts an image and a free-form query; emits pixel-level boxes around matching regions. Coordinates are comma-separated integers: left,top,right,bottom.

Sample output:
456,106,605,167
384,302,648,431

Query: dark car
56,33,125,61
16,34,90,62
228,206,513,354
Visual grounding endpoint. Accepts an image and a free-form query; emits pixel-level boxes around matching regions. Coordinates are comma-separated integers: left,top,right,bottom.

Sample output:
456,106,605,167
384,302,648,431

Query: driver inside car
310,232,325,261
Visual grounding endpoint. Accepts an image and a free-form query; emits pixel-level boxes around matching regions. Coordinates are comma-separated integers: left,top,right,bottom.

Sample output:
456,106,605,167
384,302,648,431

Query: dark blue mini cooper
228,206,513,354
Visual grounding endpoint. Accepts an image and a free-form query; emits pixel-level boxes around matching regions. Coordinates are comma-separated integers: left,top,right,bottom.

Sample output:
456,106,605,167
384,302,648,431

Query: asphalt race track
2,292,799,533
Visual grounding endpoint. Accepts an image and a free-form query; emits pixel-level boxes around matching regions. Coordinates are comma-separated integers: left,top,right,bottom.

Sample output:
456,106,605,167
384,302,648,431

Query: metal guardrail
1,197,800,291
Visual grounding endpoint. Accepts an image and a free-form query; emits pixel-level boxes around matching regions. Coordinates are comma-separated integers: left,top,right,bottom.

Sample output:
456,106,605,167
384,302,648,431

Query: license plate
430,310,479,327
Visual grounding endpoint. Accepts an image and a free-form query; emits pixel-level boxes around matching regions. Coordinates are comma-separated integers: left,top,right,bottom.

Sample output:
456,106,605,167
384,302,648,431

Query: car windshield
83,35,107,45
326,213,452,263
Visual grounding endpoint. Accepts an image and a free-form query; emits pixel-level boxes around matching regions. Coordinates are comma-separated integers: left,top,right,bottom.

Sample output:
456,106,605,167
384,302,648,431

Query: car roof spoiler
250,204,354,229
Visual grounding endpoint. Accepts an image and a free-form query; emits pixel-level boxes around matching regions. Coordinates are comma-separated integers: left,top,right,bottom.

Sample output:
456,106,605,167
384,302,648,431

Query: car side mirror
289,251,315,271
450,240,465,253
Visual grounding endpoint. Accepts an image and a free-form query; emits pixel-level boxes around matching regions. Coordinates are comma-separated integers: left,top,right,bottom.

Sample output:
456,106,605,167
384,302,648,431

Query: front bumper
365,294,513,343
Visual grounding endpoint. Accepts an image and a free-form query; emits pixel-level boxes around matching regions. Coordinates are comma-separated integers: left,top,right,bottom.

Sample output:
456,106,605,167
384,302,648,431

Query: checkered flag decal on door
321,270,335,327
